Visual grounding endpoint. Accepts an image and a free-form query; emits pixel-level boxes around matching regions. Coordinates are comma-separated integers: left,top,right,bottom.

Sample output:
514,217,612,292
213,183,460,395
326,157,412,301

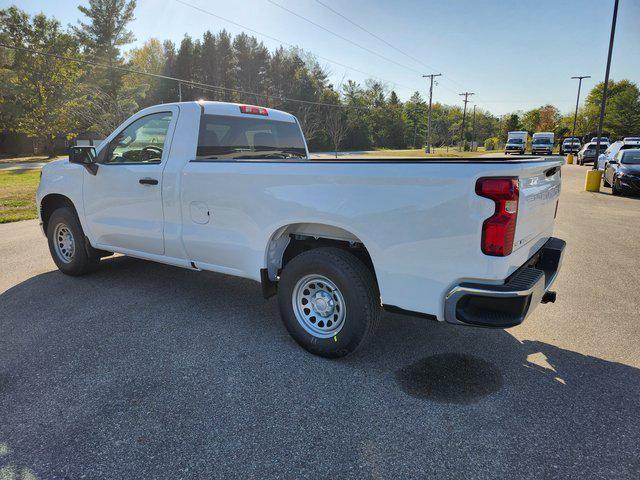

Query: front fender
37,160,88,236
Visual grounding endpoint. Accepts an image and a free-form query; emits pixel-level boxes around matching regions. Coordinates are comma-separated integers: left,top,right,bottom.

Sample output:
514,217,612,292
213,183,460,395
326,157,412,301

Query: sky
4,0,640,115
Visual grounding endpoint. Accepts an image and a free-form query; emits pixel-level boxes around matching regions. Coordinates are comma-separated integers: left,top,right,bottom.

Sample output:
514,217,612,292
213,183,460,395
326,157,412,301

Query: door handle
139,178,158,185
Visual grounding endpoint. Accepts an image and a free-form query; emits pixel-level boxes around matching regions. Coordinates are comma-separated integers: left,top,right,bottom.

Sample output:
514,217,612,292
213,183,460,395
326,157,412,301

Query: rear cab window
196,114,307,160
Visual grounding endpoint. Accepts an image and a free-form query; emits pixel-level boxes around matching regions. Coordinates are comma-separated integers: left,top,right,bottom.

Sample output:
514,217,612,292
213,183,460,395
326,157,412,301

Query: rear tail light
476,177,519,256
239,105,268,116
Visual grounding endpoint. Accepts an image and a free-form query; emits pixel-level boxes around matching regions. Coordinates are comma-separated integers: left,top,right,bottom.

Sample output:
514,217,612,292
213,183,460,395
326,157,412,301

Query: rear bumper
444,237,565,328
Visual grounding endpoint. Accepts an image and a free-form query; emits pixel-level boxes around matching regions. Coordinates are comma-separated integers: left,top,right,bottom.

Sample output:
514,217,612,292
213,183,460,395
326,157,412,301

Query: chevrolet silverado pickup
37,101,565,358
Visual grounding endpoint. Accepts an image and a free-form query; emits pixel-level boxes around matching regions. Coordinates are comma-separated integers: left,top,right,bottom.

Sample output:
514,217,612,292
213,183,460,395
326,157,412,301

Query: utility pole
422,73,441,153
593,0,619,172
471,105,477,152
459,92,474,151
571,75,590,141
178,82,183,102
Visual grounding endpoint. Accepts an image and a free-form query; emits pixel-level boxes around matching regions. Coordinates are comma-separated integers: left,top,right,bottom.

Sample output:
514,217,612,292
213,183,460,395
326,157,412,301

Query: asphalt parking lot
1,163,639,479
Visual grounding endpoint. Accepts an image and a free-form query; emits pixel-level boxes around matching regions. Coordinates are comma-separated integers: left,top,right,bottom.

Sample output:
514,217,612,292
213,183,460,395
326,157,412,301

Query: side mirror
69,146,98,175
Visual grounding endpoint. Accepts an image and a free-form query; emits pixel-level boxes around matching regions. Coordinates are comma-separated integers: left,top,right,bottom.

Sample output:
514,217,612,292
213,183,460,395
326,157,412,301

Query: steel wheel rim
292,274,346,339
53,223,75,263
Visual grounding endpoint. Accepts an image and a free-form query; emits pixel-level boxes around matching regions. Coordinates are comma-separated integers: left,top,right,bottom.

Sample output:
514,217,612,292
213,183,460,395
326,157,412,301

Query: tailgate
512,162,562,252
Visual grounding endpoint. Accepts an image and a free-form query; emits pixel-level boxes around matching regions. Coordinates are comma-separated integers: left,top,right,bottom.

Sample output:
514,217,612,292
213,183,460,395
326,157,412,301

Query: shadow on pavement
1,256,639,478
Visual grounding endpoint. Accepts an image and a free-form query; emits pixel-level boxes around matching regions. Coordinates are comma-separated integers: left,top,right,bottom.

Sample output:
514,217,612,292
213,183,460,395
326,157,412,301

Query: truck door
82,107,178,255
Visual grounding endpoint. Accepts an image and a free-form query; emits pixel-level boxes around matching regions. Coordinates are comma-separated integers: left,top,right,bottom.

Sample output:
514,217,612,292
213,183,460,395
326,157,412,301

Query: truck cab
505,131,528,155
560,137,581,155
532,132,554,156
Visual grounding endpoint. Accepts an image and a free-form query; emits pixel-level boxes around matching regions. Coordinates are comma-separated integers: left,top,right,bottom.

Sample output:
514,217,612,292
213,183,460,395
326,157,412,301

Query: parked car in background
532,132,554,155
597,138,640,170
560,137,581,155
578,142,605,165
603,148,640,195
36,101,565,358
505,131,528,155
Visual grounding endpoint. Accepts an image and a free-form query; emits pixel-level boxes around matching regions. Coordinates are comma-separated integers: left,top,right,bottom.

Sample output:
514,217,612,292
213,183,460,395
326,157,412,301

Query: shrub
484,137,500,150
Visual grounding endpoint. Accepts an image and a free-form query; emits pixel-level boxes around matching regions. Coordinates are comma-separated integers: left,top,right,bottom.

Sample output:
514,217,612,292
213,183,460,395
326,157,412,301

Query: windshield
196,114,306,160
507,138,523,144
621,150,640,164
533,138,551,145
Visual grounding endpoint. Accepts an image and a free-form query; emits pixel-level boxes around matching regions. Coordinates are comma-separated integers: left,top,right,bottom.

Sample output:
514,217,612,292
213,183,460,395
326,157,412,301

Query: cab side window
103,112,173,164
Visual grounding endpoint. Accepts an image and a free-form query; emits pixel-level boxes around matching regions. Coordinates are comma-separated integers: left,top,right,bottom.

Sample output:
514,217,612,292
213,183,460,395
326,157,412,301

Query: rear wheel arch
264,222,379,294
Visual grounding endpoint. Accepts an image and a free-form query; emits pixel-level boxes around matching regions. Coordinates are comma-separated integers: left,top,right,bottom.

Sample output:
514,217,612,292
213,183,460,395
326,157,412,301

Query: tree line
1,1,639,156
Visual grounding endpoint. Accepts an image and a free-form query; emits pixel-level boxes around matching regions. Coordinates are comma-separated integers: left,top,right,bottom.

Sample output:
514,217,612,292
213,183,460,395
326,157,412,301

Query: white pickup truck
37,101,565,357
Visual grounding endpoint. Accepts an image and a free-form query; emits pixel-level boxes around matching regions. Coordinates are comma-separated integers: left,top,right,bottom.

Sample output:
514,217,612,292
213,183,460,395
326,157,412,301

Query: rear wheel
277,247,380,358
47,207,100,275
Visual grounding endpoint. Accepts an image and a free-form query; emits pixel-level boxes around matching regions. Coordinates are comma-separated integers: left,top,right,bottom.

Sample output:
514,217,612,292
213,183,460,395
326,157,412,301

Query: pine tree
73,0,136,97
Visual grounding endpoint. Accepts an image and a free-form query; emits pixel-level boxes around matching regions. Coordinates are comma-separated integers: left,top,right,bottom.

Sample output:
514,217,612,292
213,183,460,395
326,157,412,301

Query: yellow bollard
566,154,574,164
584,169,603,192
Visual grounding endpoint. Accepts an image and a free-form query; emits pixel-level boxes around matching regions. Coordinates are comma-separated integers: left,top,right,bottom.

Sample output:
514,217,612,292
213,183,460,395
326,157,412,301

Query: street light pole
593,0,619,171
570,75,590,141
422,74,441,154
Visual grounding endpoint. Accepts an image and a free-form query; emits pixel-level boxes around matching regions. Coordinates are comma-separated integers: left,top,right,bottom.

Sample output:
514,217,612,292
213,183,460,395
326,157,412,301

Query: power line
173,0,417,93
314,0,435,71
312,0,467,92
266,0,423,76
0,42,374,110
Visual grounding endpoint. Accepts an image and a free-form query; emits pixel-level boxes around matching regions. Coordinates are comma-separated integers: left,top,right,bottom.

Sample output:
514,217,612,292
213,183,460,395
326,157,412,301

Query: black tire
277,247,380,358
47,207,100,276
603,176,611,188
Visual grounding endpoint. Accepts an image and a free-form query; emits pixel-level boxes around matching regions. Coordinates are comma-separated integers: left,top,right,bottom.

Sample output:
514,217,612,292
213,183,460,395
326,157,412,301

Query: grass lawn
356,147,502,158
0,169,40,223
0,154,65,165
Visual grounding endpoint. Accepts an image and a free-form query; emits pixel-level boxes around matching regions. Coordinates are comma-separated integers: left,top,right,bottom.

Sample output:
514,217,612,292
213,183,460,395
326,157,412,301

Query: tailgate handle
545,167,558,177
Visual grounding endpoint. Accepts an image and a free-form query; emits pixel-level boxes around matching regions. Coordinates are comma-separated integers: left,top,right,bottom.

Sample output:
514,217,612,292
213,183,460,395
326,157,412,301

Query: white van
532,132,555,155
505,131,528,155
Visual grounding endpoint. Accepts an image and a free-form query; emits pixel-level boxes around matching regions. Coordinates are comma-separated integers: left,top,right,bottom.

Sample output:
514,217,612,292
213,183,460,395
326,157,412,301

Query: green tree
499,113,521,140
403,92,427,148
173,35,196,100
123,38,165,107
0,7,84,155
521,108,541,135
585,80,640,139
73,0,136,97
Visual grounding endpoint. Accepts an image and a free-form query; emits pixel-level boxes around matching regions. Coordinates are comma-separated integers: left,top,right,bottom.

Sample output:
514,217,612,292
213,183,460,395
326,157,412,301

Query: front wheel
47,207,100,275
277,247,380,358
